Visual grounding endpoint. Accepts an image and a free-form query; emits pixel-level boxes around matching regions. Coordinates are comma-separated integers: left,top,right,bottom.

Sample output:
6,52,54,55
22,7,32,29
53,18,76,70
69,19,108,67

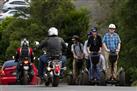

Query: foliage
98,0,137,84
30,0,89,42
0,0,90,65
0,17,15,55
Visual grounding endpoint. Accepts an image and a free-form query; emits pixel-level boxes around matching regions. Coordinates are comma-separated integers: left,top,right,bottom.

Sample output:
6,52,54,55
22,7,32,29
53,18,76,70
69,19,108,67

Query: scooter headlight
47,67,51,71
23,66,29,70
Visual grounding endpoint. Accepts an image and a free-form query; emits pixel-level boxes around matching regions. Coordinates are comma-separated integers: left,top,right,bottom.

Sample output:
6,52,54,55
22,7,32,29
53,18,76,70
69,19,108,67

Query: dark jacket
87,35,102,52
39,36,66,56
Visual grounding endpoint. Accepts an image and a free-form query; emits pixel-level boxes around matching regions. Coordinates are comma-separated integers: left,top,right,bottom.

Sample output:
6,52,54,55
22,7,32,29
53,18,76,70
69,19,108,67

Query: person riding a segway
78,27,106,85
102,24,125,85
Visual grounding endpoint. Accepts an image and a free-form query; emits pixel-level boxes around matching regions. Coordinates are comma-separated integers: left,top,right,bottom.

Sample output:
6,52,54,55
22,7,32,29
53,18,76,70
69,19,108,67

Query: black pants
86,59,90,70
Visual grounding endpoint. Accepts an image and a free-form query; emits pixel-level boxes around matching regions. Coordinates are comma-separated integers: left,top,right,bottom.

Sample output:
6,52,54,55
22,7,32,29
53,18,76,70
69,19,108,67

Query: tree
0,0,90,62
100,0,137,84
31,0,89,41
117,0,137,83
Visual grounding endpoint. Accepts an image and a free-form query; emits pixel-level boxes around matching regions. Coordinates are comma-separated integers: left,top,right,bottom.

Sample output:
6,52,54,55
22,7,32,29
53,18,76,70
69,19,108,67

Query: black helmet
72,35,79,41
91,27,97,32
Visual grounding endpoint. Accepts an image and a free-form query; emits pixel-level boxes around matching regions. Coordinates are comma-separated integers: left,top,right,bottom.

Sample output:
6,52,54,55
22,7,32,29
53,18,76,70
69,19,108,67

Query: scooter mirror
34,41,40,47
33,57,36,60
65,43,68,47
12,56,15,59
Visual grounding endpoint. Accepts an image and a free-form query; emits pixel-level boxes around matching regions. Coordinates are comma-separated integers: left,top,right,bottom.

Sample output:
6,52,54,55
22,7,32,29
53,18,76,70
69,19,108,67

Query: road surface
0,85,136,91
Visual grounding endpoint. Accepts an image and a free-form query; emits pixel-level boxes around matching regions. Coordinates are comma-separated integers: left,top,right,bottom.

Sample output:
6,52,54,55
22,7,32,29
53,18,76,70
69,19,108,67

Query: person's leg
75,60,83,84
89,54,94,80
95,54,106,80
86,58,90,70
16,60,23,84
16,62,21,81
112,54,119,79
77,60,83,75
72,59,76,80
93,55,103,80
29,64,34,81
95,65,100,80
60,55,67,78
113,60,118,79
38,54,48,79
104,51,110,79
95,56,102,80
60,55,67,68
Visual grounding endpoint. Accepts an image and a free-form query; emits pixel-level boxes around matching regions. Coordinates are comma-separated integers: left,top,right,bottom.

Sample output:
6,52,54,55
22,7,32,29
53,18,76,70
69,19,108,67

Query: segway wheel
79,71,89,85
100,71,106,86
119,70,125,86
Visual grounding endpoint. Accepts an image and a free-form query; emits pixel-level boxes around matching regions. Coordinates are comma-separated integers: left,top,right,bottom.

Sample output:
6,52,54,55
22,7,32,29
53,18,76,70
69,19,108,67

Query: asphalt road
0,0,136,91
0,85,136,91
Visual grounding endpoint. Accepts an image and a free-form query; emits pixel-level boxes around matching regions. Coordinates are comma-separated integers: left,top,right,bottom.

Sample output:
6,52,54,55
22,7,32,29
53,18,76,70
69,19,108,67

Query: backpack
73,43,83,55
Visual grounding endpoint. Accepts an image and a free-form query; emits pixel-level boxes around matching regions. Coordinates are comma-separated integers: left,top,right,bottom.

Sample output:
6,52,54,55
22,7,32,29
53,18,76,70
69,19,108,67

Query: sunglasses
109,28,115,30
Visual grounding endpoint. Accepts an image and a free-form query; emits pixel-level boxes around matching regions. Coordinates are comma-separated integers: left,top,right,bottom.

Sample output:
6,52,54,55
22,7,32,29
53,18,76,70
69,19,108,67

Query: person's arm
103,43,110,52
61,38,67,50
15,48,19,62
117,43,121,51
116,34,121,53
38,38,47,49
102,34,110,52
71,44,77,59
83,40,89,58
98,36,102,53
60,38,67,56
87,37,91,54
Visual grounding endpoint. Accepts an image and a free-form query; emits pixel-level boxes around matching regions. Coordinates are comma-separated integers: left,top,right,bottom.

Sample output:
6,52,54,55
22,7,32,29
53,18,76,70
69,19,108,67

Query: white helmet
48,27,58,36
108,24,116,29
21,38,29,47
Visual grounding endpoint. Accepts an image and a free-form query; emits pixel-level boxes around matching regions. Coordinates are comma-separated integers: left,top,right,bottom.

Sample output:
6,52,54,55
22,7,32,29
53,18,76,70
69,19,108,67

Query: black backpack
20,47,29,58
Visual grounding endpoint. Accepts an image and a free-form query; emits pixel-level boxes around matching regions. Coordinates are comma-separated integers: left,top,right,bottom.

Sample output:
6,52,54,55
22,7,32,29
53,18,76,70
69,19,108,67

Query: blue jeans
61,55,67,67
38,54,48,79
89,54,102,80
86,58,90,70
38,54,67,79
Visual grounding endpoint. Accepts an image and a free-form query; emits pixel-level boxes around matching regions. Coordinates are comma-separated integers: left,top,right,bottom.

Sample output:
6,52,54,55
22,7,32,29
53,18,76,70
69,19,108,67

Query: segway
79,52,106,85
67,59,84,85
106,51,125,86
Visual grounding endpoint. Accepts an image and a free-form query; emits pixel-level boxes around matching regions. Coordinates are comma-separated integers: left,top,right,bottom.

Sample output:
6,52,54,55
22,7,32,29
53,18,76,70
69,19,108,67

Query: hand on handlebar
74,55,78,59
34,41,40,47
116,49,120,52
106,49,110,52
116,49,120,54
106,49,120,54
